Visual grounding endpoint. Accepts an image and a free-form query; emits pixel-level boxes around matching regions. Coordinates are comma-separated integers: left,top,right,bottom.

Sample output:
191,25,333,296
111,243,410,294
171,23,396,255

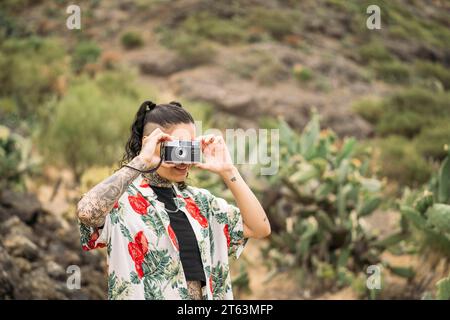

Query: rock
0,188,107,299
13,257,33,273
18,267,67,299
133,50,188,76
0,190,42,224
0,246,20,299
170,68,258,115
45,260,66,281
0,216,35,241
3,235,40,261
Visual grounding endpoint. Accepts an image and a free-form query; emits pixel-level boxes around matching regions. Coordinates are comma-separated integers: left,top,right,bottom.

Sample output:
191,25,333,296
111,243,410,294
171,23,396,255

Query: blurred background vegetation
0,0,449,299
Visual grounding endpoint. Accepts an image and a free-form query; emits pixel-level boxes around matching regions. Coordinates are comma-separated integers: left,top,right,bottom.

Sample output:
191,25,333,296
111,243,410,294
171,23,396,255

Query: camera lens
175,147,187,160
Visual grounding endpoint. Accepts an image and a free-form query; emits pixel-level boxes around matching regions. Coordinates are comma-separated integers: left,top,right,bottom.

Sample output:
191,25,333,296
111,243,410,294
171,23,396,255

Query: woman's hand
194,134,235,176
196,134,271,239
137,128,174,169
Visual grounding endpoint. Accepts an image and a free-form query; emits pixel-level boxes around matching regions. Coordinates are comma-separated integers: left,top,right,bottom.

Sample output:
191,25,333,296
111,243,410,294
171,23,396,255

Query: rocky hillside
0,190,106,299
13,0,446,136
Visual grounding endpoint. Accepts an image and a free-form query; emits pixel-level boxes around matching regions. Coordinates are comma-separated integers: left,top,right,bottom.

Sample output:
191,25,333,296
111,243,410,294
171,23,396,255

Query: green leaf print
165,262,182,289
142,248,171,283
211,264,230,299
130,271,140,284
178,287,190,300
141,214,165,238
209,225,215,257
79,223,93,245
143,277,164,300
194,193,211,219
110,207,121,225
108,271,133,300
107,241,112,257
215,211,229,225
120,223,133,242
201,228,209,239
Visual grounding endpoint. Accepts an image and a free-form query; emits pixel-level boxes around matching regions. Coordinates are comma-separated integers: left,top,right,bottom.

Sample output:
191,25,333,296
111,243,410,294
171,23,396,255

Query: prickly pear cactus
399,148,450,255
260,114,386,291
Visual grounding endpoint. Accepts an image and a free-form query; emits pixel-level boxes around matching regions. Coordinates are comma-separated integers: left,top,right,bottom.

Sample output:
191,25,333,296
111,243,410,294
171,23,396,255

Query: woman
76,101,271,300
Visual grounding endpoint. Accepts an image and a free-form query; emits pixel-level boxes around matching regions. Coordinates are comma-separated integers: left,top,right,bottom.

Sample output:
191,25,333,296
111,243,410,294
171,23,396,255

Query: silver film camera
161,140,201,163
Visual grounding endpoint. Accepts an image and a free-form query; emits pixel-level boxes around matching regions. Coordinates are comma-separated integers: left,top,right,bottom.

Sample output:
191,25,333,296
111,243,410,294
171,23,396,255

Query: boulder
0,190,42,224
3,235,40,261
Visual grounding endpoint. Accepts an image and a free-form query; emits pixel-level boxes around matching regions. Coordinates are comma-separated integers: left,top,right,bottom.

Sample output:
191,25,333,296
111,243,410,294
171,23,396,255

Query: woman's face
156,122,196,182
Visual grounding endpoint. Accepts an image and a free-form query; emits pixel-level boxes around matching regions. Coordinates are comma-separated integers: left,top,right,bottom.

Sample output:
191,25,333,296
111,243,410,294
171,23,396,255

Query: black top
151,186,206,283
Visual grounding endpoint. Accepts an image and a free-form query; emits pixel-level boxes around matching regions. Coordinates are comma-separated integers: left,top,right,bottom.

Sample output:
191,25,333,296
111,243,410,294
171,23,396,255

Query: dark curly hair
120,100,194,188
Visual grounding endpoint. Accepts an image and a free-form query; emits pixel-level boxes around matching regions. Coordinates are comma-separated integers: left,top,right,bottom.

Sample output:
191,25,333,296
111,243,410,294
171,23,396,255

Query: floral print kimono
79,174,249,300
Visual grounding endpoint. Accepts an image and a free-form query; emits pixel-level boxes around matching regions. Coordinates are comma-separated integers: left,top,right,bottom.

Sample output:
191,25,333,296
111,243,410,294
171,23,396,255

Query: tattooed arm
76,156,148,227
76,128,174,227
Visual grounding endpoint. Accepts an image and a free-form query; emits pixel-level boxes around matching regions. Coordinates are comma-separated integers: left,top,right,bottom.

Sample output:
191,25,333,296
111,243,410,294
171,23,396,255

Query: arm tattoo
230,176,237,182
76,156,148,227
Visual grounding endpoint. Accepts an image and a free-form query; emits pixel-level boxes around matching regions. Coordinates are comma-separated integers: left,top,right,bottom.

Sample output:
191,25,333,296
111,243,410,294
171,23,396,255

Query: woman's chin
173,167,188,177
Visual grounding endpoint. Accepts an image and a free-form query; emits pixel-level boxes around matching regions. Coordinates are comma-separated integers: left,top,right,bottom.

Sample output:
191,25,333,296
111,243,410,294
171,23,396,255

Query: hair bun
144,101,157,112
169,101,182,108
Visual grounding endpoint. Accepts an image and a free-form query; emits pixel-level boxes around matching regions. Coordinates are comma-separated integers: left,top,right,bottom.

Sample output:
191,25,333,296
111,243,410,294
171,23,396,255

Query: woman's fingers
148,132,174,145
146,128,162,140
199,134,215,145
157,132,174,142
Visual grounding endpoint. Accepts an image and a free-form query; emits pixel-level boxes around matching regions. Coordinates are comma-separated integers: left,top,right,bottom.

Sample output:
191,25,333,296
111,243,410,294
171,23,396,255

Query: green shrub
158,29,215,66
352,98,384,124
293,65,314,83
227,49,289,85
181,12,248,45
376,110,427,138
0,125,35,190
371,88,450,138
0,0,37,13
375,136,432,186
414,60,450,90
358,41,393,63
386,88,449,116
121,31,144,50
414,123,450,160
0,37,67,120
373,60,411,84
354,88,449,186
72,41,101,73
245,8,297,41
39,71,150,181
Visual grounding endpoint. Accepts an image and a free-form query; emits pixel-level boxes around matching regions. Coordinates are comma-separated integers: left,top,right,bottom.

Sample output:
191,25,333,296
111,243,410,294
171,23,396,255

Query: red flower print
128,192,150,215
209,276,213,295
83,229,106,251
113,201,119,209
140,178,150,188
183,197,208,228
167,224,179,251
135,230,149,255
223,224,230,248
128,231,149,278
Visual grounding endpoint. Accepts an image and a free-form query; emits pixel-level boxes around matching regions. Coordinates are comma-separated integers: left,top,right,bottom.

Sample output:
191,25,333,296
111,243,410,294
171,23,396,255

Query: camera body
162,140,201,164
